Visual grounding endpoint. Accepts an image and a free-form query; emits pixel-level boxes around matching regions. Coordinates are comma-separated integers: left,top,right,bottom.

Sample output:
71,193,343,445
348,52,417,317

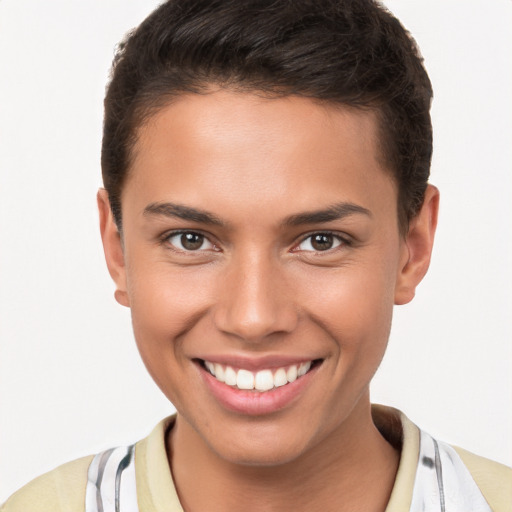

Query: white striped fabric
85,445,139,512
410,431,492,512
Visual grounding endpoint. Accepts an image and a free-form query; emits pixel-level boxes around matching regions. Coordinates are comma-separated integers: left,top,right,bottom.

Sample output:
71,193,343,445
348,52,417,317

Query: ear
97,189,130,307
394,184,440,305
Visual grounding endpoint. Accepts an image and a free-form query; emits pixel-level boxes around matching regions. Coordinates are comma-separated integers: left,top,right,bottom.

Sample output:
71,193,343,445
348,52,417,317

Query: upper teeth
204,361,312,392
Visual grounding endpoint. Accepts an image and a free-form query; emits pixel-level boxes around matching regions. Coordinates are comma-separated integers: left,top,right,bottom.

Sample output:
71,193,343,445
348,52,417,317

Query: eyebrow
143,202,225,226
143,200,371,227
284,202,372,226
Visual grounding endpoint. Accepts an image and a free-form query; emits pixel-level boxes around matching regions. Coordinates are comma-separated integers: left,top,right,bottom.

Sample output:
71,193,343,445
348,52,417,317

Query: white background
1,0,511,502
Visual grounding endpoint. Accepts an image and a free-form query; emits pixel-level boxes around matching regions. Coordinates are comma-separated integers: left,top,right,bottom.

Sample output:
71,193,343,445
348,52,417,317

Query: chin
203,421,314,468
218,443,307,468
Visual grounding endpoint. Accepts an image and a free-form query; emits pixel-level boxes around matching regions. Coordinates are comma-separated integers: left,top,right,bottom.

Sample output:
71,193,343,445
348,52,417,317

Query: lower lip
199,364,319,416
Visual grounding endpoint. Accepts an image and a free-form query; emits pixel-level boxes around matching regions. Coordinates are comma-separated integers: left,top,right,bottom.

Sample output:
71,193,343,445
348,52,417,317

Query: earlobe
97,189,130,308
394,185,440,305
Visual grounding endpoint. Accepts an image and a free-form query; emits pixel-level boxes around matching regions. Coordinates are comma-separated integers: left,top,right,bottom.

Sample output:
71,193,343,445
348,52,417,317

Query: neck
168,395,399,512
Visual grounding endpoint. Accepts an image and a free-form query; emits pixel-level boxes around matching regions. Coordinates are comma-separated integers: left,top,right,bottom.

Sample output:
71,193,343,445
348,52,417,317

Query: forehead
125,90,397,224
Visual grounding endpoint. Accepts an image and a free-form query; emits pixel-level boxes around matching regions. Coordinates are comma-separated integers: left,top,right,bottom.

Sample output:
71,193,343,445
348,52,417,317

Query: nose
213,250,299,342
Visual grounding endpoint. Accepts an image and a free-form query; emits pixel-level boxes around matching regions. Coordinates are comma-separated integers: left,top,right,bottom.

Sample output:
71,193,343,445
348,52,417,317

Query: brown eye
181,233,204,250
311,234,334,251
296,233,344,252
167,232,214,251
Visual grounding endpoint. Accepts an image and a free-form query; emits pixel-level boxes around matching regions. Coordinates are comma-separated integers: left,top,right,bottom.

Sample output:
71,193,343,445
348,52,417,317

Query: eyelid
158,229,351,254
160,229,220,252
292,231,352,252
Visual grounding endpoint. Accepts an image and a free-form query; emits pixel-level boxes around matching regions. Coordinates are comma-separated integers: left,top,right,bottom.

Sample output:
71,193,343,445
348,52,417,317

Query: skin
98,90,439,511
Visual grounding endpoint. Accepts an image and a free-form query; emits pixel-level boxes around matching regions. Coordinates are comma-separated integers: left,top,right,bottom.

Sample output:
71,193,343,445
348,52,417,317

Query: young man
2,1,511,511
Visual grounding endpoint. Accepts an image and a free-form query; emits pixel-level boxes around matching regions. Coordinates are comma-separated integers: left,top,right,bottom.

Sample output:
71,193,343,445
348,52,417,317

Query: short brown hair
102,0,433,233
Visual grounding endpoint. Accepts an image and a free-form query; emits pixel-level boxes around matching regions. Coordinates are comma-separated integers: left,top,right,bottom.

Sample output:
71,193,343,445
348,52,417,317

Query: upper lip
194,354,322,371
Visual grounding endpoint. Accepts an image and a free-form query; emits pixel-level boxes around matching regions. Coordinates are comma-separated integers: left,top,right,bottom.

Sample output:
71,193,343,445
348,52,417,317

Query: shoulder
0,455,93,512
452,445,512,512
373,405,512,512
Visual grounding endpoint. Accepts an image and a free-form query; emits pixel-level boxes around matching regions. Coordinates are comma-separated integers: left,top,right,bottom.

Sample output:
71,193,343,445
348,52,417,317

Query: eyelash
160,230,219,253
160,230,351,254
293,231,352,253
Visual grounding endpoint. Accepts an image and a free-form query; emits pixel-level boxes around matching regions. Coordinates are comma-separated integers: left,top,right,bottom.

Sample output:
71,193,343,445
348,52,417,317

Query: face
99,90,437,466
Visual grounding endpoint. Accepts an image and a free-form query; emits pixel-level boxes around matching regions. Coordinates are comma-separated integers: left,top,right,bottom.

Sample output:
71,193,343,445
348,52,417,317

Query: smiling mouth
200,359,322,392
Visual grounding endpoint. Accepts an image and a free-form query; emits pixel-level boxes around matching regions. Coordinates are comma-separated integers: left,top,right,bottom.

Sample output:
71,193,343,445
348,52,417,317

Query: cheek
125,262,216,392
298,261,395,327
127,257,215,328
293,255,397,369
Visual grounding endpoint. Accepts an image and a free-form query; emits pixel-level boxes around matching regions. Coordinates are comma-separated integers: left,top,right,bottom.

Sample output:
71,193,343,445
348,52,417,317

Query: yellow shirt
2,405,511,511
